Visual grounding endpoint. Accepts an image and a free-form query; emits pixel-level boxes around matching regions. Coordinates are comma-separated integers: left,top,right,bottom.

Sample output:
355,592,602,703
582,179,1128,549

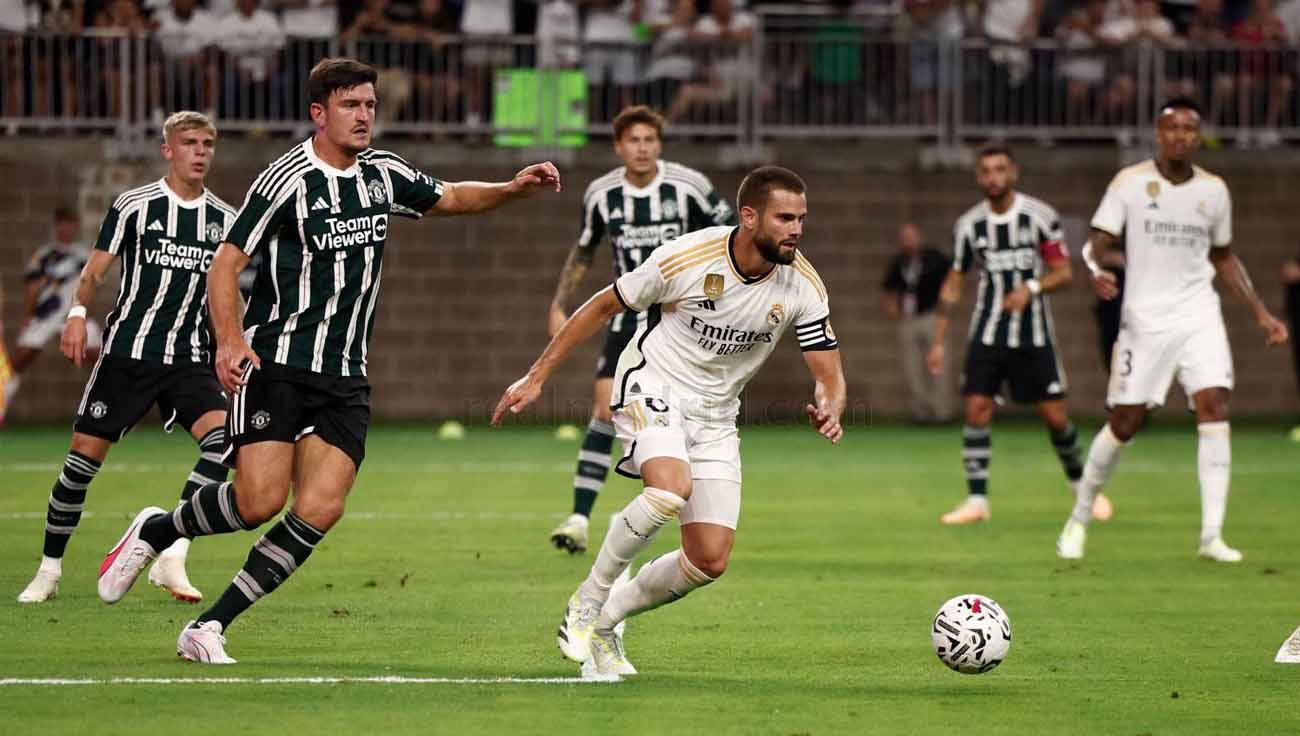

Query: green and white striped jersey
95,178,237,365
224,139,444,377
579,160,735,332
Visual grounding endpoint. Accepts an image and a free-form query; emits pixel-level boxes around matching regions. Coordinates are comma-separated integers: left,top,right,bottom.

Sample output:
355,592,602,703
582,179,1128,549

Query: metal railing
2,28,1298,146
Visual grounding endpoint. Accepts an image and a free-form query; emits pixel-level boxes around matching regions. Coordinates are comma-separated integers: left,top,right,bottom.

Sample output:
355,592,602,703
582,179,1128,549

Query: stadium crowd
1,0,1299,138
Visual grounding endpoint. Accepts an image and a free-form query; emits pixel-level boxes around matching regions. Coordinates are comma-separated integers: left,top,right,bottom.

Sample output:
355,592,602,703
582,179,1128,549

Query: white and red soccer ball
932,594,1012,674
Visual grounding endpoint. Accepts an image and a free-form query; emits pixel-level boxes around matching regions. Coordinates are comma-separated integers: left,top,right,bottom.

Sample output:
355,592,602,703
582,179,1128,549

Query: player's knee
1109,413,1142,443
686,549,729,579
233,483,288,526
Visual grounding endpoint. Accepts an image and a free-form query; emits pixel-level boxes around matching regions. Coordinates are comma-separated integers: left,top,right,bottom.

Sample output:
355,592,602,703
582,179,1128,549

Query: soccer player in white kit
1057,98,1289,562
493,167,846,677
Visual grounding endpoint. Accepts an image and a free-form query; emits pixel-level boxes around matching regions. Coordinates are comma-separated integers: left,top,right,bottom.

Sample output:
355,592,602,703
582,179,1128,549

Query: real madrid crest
767,303,785,326
703,273,724,299
1146,180,1161,199
206,222,223,244
824,320,836,342
368,179,386,204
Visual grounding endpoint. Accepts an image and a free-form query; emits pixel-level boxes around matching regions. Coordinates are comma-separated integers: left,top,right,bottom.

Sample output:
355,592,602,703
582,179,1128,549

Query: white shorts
612,394,742,530
1106,319,1233,409
584,48,639,86
16,315,102,351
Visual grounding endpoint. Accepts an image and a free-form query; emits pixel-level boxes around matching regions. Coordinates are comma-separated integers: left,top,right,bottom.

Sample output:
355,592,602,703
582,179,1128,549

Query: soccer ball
931,594,1012,674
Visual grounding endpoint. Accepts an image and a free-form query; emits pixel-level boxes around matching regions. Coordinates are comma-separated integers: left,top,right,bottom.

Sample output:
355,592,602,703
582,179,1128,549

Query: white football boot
17,561,61,604
1056,519,1087,560
148,539,203,603
177,620,236,664
558,566,630,662
97,507,166,604
1198,537,1243,563
549,514,589,554
1274,626,1300,664
587,625,637,678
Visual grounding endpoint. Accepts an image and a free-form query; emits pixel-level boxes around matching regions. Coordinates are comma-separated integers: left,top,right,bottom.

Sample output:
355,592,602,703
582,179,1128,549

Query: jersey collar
304,137,362,178
158,177,207,210
726,227,778,286
620,160,664,196
984,193,1020,224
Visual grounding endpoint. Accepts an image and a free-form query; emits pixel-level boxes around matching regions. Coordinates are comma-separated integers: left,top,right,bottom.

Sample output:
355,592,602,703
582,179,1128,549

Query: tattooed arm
548,244,595,338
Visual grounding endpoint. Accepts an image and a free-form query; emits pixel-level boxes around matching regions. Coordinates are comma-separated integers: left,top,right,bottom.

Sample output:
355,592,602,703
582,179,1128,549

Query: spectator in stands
906,0,963,125
393,0,462,126
342,0,415,124
664,0,756,124
1278,0,1300,41
1216,0,1293,147
1096,0,1180,131
30,0,83,119
537,0,580,69
460,0,515,132
1,0,25,120
583,0,642,120
1055,0,1108,125
642,0,696,107
273,0,337,41
978,0,1044,123
151,0,216,120
94,0,150,119
881,222,953,424
1283,253,1300,438
207,0,285,120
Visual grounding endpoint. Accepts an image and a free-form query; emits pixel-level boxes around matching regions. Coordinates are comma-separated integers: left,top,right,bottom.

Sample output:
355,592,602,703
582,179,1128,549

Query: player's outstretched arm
61,250,117,367
208,243,260,392
492,285,624,426
548,244,594,338
1210,246,1289,346
1082,228,1122,300
926,270,964,376
802,348,846,445
431,162,562,216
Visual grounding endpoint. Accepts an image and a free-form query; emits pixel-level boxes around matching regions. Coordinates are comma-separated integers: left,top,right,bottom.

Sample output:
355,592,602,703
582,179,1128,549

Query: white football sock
577,487,685,607
1071,423,1128,525
39,555,62,574
596,549,714,630
1197,422,1231,544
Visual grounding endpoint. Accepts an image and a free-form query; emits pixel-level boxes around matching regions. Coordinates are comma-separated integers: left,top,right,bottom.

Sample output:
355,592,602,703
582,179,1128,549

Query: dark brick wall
2,140,1295,422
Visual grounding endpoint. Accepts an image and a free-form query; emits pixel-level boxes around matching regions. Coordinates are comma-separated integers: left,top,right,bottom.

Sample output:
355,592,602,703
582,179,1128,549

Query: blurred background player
496,166,845,677
927,143,1112,525
881,221,952,424
5,206,103,410
17,111,236,604
1058,98,1290,562
546,105,735,554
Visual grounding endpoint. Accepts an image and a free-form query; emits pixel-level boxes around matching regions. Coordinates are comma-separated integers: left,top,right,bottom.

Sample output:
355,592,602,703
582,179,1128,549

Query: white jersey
610,226,838,422
1091,160,1232,332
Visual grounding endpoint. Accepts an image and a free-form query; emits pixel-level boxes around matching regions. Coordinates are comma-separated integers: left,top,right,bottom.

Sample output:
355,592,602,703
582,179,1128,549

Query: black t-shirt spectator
882,246,950,316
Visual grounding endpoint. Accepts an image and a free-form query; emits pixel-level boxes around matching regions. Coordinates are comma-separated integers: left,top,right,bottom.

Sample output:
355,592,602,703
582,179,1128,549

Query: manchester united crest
368,179,387,204
206,222,223,243
703,273,724,299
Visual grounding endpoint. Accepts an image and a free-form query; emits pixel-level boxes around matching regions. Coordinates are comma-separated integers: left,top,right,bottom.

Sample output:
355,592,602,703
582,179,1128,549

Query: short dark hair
976,142,1014,163
1158,96,1202,118
307,58,378,107
612,105,664,141
53,205,77,223
737,166,806,212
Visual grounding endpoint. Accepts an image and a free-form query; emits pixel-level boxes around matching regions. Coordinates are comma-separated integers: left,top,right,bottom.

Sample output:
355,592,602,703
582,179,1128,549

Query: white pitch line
0,676,610,686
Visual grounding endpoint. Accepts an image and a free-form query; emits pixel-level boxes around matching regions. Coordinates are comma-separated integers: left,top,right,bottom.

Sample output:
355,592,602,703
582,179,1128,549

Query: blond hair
161,110,216,143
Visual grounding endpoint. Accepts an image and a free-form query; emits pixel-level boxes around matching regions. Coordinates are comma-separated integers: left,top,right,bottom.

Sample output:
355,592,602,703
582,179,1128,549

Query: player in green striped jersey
103,58,562,664
19,112,234,606
546,106,735,554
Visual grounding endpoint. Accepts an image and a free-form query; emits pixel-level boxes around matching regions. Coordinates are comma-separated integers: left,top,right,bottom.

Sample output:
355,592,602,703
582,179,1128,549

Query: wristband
1081,241,1103,277
1025,279,1042,296
67,305,87,321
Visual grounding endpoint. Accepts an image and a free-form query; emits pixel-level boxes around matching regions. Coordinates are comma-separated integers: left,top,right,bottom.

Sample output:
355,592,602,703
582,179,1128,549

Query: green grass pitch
1,420,1297,734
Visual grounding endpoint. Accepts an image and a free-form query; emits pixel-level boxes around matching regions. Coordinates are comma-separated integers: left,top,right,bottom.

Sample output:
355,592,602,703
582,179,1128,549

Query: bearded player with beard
493,166,847,678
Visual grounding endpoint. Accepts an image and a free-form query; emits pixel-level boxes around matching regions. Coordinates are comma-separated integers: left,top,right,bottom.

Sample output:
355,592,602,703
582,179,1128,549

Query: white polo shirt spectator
210,0,285,81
